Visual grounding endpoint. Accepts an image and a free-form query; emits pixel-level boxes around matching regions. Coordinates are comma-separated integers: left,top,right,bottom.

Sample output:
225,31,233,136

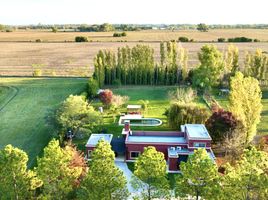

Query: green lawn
213,88,268,135
0,78,87,167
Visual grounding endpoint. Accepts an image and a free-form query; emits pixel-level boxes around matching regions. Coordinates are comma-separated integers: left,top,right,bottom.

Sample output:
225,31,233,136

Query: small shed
127,105,142,115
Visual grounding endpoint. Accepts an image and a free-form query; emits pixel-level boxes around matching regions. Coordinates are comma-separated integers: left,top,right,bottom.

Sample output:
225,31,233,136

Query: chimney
124,120,130,132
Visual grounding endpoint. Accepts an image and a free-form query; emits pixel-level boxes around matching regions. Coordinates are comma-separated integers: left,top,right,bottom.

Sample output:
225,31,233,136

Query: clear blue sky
1,0,268,25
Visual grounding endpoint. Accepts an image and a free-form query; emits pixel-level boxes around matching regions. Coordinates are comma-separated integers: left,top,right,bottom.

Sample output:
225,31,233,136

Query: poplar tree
244,49,268,80
0,145,42,200
131,146,170,200
78,140,129,200
224,44,239,75
229,72,262,144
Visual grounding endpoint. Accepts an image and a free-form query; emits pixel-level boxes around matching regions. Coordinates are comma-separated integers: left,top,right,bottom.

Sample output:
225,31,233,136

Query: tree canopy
175,148,220,200
56,95,101,135
229,72,262,144
0,145,42,200
131,146,170,199
78,139,129,200
36,139,84,199
193,45,224,91
222,147,268,200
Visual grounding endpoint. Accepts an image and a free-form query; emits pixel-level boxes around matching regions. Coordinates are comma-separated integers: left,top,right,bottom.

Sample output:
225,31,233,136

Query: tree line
93,42,188,87
1,139,267,200
93,42,268,88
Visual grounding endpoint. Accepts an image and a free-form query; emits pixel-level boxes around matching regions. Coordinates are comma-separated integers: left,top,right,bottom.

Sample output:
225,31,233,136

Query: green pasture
0,78,87,167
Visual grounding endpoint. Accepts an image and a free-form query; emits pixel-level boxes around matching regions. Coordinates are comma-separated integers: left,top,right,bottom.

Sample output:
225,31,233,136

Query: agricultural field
0,78,87,167
1,29,268,42
0,41,268,76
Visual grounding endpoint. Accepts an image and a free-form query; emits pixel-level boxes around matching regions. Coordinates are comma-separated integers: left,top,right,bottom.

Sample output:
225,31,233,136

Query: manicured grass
212,88,268,135
0,78,87,167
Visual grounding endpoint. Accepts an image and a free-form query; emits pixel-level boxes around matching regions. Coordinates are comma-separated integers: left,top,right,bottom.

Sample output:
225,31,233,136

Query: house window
193,142,206,148
130,151,140,159
88,150,92,158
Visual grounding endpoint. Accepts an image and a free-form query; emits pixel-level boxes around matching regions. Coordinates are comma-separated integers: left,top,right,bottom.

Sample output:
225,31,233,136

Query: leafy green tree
193,45,224,91
197,23,209,32
229,72,262,144
222,147,268,200
52,27,58,33
224,44,239,75
99,23,115,32
175,148,221,200
244,49,268,80
78,140,129,200
166,102,210,128
87,78,99,99
0,145,42,200
36,139,84,199
56,95,101,135
131,146,170,200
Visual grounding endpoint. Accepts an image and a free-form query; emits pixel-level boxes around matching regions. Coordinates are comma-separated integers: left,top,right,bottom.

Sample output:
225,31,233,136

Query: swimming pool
119,117,162,126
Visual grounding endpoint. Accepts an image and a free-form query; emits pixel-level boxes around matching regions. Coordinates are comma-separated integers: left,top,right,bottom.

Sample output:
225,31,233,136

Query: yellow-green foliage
0,145,42,199
229,72,262,143
33,69,42,76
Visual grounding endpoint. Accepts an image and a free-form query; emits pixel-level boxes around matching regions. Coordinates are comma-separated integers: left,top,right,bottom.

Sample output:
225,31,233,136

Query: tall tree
56,95,101,135
224,44,239,75
0,145,42,200
36,139,84,199
229,72,262,144
175,148,221,200
193,45,224,91
222,147,268,200
244,49,268,80
131,146,170,200
78,140,129,200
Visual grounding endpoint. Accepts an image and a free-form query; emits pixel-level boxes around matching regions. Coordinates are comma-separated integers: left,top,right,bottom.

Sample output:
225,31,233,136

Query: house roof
126,135,186,144
127,105,141,109
85,134,113,147
182,124,211,140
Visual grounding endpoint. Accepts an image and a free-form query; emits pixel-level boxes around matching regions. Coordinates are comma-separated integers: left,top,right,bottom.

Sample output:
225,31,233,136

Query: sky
1,0,268,25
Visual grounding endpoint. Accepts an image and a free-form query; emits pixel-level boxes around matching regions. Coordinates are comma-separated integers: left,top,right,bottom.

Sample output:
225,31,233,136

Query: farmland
0,42,268,76
0,78,87,167
1,29,268,42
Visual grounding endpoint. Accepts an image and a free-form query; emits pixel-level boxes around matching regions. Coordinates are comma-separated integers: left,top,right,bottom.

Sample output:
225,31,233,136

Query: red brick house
123,122,215,172
85,122,215,172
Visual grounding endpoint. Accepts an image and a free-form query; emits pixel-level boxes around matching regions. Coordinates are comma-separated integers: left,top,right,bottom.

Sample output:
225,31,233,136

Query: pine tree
131,146,170,200
175,148,221,200
36,139,84,199
222,147,268,200
0,145,42,199
78,140,129,200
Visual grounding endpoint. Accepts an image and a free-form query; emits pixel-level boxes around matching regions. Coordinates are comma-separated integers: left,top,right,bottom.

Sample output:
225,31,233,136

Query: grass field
1,29,268,42
0,78,87,167
213,88,268,135
0,42,267,76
